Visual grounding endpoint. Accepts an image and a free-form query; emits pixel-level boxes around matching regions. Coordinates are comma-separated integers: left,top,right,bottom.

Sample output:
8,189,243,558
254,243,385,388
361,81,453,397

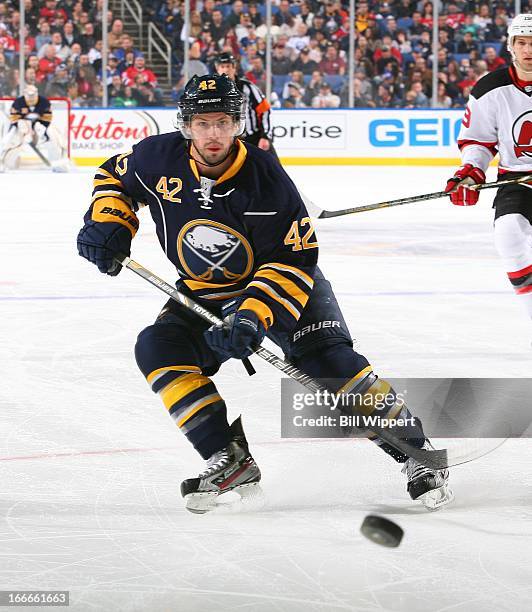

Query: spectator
319,43,346,75
37,43,60,82
208,10,229,44
35,20,52,51
79,22,96,53
123,55,157,88
88,39,103,67
457,31,478,54
484,46,507,71
38,30,70,61
434,81,452,108
0,22,16,54
61,21,78,47
227,0,245,29
311,82,340,108
23,0,41,34
291,46,318,75
108,19,124,50
459,14,482,40
112,84,138,107
271,43,292,75
408,81,429,107
282,81,306,108
444,3,465,31
281,69,305,99
356,2,370,34
485,15,507,42
245,56,266,88
248,2,263,28
45,61,69,96
108,73,123,102
113,34,142,63
184,10,203,42
353,75,375,107
76,53,96,82
69,41,82,63
98,53,121,86
458,66,477,92
374,84,396,108
408,11,427,37
287,22,310,53
375,44,400,75
40,0,67,25
396,0,415,20
187,39,208,75
200,0,215,24
474,4,492,30
77,62,97,100
235,12,254,43
274,0,295,28
24,66,38,89
474,59,489,81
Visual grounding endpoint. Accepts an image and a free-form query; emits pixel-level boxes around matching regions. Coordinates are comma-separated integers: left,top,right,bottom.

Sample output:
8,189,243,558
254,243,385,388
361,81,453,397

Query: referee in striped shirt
214,52,277,157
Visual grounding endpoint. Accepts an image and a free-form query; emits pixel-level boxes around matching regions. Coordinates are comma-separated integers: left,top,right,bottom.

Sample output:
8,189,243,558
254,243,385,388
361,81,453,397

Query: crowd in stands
146,0,529,108
0,0,163,107
1,1,530,110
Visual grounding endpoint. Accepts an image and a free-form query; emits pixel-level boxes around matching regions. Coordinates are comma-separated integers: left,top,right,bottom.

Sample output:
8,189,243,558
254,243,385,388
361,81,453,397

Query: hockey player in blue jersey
77,74,453,513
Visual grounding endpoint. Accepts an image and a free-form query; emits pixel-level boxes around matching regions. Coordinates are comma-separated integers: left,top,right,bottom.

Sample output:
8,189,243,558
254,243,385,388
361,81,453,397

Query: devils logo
513,110,532,158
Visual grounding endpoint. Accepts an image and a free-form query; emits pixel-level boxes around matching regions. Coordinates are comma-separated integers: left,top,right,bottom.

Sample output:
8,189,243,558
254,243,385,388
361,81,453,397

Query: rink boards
70,108,471,167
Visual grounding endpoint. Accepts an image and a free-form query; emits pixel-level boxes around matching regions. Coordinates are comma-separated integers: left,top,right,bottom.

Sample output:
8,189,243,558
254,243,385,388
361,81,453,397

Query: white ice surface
1,166,531,611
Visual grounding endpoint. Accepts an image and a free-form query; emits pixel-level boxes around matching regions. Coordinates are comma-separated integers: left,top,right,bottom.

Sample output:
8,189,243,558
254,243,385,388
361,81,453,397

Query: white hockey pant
493,213,532,319
0,120,66,168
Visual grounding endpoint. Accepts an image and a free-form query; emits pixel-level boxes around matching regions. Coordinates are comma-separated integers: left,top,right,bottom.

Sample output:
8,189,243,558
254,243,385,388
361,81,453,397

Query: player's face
216,62,236,80
190,112,238,165
513,36,532,71
24,93,38,106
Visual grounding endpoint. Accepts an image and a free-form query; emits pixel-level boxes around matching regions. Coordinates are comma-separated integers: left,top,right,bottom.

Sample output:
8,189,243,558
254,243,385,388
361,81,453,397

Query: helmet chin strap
513,59,532,76
188,141,237,168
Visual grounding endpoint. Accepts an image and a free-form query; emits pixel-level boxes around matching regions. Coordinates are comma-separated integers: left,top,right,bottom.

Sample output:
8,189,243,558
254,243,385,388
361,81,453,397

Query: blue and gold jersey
10,95,52,127
86,132,319,333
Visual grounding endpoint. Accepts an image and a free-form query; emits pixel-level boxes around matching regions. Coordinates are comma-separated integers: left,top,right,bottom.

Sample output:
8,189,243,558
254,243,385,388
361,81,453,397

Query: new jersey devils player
445,14,532,330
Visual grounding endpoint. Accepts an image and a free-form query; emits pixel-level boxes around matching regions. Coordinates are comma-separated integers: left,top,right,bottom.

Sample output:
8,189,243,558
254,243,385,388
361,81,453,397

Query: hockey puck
360,515,403,548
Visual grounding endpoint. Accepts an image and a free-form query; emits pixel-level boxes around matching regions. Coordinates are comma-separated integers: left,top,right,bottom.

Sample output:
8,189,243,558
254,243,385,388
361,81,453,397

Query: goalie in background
0,85,70,172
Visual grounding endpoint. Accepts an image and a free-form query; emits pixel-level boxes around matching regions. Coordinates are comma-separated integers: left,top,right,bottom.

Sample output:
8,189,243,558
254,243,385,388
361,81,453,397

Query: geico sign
369,117,463,147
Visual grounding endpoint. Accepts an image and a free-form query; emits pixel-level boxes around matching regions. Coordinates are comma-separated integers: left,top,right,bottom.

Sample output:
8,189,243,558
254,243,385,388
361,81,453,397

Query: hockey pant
493,180,532,319
0,120,67,169
134,268,425,461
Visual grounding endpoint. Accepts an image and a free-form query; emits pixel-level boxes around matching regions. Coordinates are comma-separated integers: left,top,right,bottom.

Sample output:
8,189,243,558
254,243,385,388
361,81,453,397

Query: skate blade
418,485,454,511
184,482,264,515
215,482,265,513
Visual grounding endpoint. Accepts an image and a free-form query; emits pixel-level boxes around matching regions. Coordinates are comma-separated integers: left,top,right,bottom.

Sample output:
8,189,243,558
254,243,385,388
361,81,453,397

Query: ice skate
402,441,454,510
181,417,263,514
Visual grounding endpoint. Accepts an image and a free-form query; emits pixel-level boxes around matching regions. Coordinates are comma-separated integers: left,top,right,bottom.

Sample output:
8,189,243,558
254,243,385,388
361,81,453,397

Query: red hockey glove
445,164,486,206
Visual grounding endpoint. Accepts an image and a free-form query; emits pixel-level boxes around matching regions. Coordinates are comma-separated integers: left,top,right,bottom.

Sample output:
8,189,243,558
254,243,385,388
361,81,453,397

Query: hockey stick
115,255,456,469
309,174,532,219
29,141,51,167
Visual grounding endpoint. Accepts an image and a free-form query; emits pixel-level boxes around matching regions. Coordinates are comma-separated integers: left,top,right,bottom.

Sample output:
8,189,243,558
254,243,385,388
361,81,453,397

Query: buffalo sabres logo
177,220,254,282
512,110,532,158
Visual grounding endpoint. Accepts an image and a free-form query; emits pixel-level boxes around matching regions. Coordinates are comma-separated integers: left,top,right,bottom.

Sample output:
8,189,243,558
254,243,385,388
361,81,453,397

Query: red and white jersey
457,65,532,174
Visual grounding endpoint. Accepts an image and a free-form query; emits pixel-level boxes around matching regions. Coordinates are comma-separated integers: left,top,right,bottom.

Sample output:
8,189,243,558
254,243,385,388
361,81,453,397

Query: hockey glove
445,164,486,206
77,220,132,276
204,309,267,362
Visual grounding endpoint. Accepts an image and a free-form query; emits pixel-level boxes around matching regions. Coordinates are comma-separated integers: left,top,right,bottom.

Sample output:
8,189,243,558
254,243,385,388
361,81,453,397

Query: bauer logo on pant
177,220,254,282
